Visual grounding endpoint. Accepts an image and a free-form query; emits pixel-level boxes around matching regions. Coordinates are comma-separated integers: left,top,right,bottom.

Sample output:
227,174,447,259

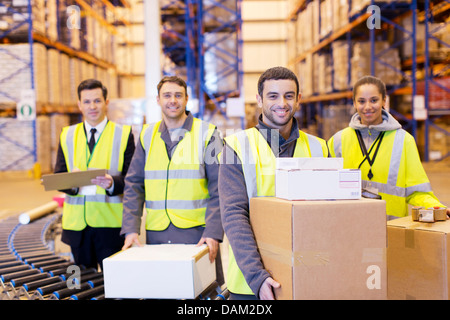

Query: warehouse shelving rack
160,0,198,103
197,0,243,121
288,0,419,141
0,0,37,171
0,0,130,172
159,0,243,122
422,0,450,161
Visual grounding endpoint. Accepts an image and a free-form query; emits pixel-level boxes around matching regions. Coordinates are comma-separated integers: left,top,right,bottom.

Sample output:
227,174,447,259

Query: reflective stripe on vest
61,121,130,230
224,128,327,295
330,128,433,217
141,118,215,231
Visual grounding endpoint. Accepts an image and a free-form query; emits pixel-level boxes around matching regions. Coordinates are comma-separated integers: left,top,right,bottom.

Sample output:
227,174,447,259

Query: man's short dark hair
77,79,108,101
257,66,300,98
157,76,188,96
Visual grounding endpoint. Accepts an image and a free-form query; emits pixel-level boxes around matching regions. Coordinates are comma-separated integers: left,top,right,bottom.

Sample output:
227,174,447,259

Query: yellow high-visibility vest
224,127,328,295
328,127,442,218
60,121,131,230
141,118,216,231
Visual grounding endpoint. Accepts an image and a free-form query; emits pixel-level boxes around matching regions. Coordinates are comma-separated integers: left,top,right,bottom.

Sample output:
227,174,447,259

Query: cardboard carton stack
387,216,450,300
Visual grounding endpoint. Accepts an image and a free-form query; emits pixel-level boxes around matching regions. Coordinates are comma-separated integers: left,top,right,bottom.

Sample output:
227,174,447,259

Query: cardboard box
387,217,450,300
103,244,215,299
250,197,387,300
275,158,361,200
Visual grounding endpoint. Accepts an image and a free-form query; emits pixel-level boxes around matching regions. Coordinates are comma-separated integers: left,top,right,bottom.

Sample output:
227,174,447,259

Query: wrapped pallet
332,41,350,91
351,42,401,86
0,119,35,171
47,48,61,106
0,43,48,105
0,0,46,39
36,115,51,173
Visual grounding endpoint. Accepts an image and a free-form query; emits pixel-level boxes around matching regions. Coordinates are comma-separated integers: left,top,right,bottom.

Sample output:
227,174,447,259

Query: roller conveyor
0,202,230,300
0,206,106,300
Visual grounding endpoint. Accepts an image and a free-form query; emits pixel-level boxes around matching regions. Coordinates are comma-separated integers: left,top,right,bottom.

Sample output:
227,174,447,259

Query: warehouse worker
219,66,329,300
327,75,449,220
120,76,224,284
54,79,135,270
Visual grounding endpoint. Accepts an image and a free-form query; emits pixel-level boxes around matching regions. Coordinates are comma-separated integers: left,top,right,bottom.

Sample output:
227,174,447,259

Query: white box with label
275,158,361,200
103,244,215,299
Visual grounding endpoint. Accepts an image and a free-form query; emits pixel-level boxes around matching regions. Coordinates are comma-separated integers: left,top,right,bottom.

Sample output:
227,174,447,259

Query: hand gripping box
250,197,387,300
387,217,450,300
275,158,361,200
103,244,215,299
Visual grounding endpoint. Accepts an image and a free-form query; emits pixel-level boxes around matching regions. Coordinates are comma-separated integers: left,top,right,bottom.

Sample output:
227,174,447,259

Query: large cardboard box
275,158,361,200
387,216,450,300
103,244,215,299
250,197,387,300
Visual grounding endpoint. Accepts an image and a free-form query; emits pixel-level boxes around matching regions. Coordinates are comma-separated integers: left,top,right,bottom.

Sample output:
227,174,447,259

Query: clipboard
41,169,107,191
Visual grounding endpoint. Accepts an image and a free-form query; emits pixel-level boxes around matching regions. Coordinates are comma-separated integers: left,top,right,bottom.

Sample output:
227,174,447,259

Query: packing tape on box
257,242,385,267
257,241,329,267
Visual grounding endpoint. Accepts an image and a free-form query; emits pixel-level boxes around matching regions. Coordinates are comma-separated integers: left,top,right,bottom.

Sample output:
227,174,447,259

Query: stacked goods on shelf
295,0,319,54
315,52,332,94
49,114,70,170
57,0,80,49
417,77,450,110
427,119,450,161
319,0,333,39
351,41,402,87
350,0,411,16
297,53,314,97
321,104,354,141
0,43,48,106
0,119,34,171
332,41,350,91
332,0,349,32
36,115,51,173
46,0,58,41
60,53,72,107
69,57,82,105
47,49,61,106
0,0,46,39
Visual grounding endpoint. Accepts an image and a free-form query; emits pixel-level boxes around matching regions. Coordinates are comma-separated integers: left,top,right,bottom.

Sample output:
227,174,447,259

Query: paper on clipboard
41,169,107,191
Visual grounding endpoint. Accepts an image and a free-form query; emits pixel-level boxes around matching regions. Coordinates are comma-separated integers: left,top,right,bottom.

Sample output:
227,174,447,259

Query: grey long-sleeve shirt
219,115,301,298
120,112,224,242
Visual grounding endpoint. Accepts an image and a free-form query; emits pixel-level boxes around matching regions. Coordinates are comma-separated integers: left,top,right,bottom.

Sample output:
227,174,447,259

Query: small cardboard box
250,197,387,300
275,158,361,200
103,244,215,299
387,217,450,300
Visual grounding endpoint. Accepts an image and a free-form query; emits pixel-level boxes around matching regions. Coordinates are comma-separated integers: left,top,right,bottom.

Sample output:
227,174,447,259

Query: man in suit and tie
54,79,135,270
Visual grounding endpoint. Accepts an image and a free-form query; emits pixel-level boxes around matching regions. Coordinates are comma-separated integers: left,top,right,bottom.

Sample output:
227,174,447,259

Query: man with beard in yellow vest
219,67,328,300
121,76,224,285
54,79,135,270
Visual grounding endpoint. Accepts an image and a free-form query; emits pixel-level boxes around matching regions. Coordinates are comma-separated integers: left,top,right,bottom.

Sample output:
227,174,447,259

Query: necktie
88,128,97,154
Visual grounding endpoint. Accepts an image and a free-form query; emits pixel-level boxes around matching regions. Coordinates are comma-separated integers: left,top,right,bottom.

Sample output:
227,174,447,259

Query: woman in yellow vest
327,75,449,220
55,79,135,270
121,76,225,284
219,67,328,300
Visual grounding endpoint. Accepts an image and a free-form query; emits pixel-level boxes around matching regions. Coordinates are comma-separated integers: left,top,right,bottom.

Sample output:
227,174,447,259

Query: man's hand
196,237,218,263
259,277,281,300
91,174,113,190
122,232,142,251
